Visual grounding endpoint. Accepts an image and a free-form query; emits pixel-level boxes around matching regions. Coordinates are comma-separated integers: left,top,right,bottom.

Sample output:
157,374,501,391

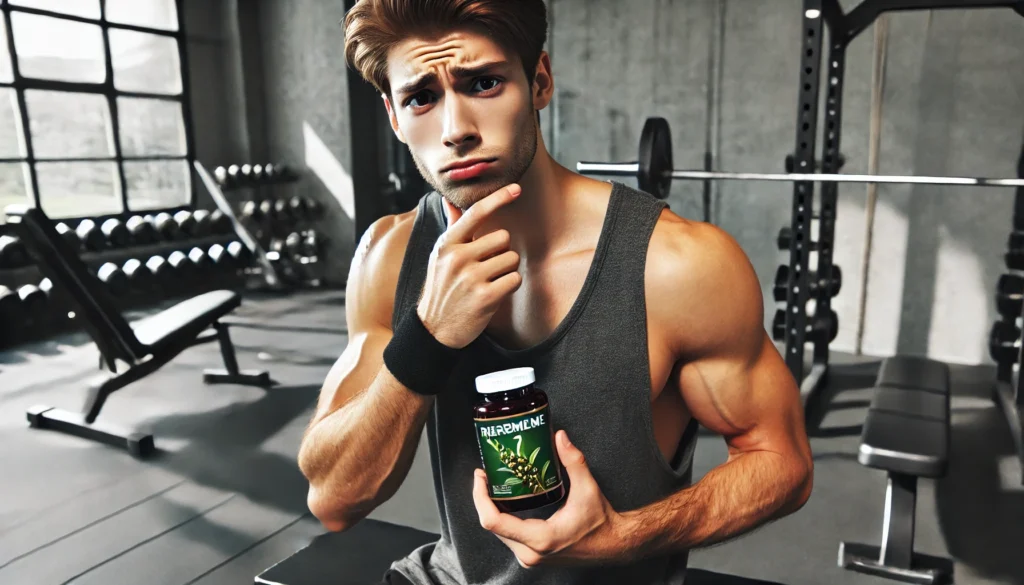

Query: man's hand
472,431,631,568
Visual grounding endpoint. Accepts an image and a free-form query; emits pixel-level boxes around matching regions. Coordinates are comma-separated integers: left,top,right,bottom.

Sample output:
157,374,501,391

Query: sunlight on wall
303,121,354,220
928,225,988,365
860,195,909,358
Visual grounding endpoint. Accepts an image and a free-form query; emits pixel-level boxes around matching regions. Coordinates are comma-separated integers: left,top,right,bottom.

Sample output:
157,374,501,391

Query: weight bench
257,520,788,585
5,205,270,457
839,355,953,585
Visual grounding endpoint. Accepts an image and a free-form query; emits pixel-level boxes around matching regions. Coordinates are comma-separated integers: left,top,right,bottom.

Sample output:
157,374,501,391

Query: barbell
577,117,1024,200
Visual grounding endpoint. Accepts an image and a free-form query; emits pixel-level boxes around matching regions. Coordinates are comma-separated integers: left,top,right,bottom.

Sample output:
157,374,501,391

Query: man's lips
443,158,497,181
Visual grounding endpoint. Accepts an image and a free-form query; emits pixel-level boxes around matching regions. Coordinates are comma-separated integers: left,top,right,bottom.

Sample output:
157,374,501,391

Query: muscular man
298,1,813,584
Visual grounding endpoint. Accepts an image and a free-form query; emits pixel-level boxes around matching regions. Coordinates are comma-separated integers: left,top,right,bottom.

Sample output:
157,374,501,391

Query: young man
298,1,813,584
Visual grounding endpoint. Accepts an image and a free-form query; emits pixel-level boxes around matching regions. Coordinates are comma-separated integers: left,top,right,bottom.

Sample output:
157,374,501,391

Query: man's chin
438,179,505,209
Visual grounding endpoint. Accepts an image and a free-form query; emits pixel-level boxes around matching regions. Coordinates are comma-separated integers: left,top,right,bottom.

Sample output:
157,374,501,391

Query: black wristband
384,312,461,396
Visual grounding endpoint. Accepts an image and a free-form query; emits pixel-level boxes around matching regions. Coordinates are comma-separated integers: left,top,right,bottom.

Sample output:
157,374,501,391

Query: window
0,0,192,222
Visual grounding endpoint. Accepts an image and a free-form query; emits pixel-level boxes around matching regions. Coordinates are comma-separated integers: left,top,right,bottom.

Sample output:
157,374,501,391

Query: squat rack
790,0,1023,477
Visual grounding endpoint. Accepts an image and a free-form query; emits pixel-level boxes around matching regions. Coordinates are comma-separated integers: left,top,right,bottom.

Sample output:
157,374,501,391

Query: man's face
385,29,539,211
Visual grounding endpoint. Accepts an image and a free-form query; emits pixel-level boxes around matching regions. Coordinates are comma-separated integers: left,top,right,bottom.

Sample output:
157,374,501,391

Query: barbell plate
576,161,1024,187
638,118,673,200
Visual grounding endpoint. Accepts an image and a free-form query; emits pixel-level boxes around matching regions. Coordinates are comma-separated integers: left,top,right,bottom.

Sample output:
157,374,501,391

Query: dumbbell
209,209,233,235
776,227,822,252
0,235,29,269
167,250,199,284
241,201,263,224
989,320,1021,364
207,243,236,272
273,199,291,224
227,164,242,185
264,163,277,179
126,215,158,246
193,209,212,238
259,200,274,222
226,241,252,268
215,165,228,185
301,230,321,257
55,222,82,253
123,258,155,293
18,283,48,326
98,262,129,297
153,212,180,241
996,274,1023,318
188,246,214,278
253,164,265,181
772,265,842,302
241,164,253,183
38,277,68,318
174,210,198,238
285,232,303,258
101,218,131,248
305,197,321,218
772,309,839,343
146,255,176,290
76,219,106,251
288,196,307,220
0,285,23,333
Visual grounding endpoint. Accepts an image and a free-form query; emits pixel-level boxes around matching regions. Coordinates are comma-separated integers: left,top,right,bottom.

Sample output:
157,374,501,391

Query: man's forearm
299,366,434,524
616,450,811,560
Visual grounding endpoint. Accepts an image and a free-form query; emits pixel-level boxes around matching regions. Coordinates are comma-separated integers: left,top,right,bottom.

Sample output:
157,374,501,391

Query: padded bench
257,520,788,585
6,204,270,457
839,355,953,585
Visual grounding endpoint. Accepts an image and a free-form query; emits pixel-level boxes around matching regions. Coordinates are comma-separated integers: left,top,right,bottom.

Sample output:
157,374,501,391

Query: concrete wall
547,0,1024,365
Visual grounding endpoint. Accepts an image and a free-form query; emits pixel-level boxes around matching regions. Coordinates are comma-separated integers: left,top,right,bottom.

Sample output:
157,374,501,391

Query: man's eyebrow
394,61,508,97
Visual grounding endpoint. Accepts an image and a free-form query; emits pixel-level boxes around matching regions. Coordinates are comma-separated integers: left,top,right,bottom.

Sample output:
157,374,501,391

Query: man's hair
343,0,548,98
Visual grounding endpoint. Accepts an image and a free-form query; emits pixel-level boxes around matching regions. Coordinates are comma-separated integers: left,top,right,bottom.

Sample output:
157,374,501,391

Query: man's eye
472,78,501,92
407,92,435,107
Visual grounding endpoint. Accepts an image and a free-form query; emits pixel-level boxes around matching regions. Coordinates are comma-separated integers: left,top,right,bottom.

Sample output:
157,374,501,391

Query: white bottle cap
475,367,536,394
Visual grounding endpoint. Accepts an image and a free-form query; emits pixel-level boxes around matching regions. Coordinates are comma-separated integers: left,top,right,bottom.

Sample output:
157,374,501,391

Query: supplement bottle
473,367,565,513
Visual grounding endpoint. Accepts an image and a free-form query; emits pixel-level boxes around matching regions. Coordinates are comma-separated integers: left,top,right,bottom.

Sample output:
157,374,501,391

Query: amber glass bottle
472,367,566,513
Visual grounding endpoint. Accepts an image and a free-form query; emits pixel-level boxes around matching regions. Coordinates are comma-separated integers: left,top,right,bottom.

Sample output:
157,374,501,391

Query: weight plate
638,117,673,200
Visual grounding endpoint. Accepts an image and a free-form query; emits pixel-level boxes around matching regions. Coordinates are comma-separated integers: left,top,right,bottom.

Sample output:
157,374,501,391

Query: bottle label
474,404,562,500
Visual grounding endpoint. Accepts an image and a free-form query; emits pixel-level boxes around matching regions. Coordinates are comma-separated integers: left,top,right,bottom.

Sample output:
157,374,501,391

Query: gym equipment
773,265,841,302
285,232,303,257
989,320,1020,365
8,204,271,457
209,209,233,234
772,308,838,343
214,166,228,185
55,223,82,252
18,283,48,326
193,209,212,238
228,164,241,184
126,216,158,246
241,200,263,223
840,356,952,584
146,255,175,289
167,250,198,284
123,258,155,293
305,197,322,218
577,117,1024,199
0,234,30,269
996,274,1023,317
274,199,291,223
174,210,198,238
153,212,180,241
259,199,274,221
241,164,253,181
1005,233,1024,270
101,218,131,248
98,262,130,297
207,243,236,272
288,195,308,219
188,246,214,277
265,163,277,179
76,219,106,251
0,285,21,334
226,240,252,267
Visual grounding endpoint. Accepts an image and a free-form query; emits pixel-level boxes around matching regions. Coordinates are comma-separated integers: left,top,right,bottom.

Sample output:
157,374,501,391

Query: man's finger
472,469,553,550
554,431,598,503
447,184,521,242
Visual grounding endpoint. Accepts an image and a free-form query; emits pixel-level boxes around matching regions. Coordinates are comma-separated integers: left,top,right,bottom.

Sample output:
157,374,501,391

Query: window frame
0,0,195,220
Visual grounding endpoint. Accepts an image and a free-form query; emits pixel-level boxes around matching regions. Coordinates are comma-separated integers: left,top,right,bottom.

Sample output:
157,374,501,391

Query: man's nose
440,95,479,148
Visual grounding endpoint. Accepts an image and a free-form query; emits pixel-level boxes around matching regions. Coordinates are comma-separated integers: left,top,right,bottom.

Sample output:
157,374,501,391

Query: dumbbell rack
990,136,1024,484
196,161,325,291
0,209,250,349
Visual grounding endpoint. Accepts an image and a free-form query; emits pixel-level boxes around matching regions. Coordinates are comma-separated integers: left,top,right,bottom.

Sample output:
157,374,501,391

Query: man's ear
532,51,554,112
383,94,407,144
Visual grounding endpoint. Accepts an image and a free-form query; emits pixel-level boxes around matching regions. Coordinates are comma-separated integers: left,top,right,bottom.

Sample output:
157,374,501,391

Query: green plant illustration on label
474,406,561,500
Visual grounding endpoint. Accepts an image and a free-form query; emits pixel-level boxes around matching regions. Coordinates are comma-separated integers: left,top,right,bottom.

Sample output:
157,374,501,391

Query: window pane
125,160,190,210
106,0,178,31
12,13,105,83
37,161,121,218
0,163,31,224
10,0,101,19
0,14,13,83
110,30,181,94
118,98,185,156
0,89,27,158
26,90,113,158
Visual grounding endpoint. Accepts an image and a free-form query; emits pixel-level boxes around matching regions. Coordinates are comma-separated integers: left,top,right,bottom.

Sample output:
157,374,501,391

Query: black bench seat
840,355,953,585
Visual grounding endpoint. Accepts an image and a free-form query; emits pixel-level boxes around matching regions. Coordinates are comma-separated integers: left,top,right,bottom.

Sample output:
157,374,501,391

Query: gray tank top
389,182,699,585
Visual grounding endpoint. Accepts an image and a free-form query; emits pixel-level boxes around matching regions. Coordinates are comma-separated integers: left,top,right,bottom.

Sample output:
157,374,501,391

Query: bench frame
839,356,953,585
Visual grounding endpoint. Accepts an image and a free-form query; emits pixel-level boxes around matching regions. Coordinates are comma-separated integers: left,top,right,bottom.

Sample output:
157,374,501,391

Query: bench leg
203,322,270,386
839,473,953,584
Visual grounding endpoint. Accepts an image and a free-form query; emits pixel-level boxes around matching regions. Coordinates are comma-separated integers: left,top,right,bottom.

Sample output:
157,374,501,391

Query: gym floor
0,290,1021,585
